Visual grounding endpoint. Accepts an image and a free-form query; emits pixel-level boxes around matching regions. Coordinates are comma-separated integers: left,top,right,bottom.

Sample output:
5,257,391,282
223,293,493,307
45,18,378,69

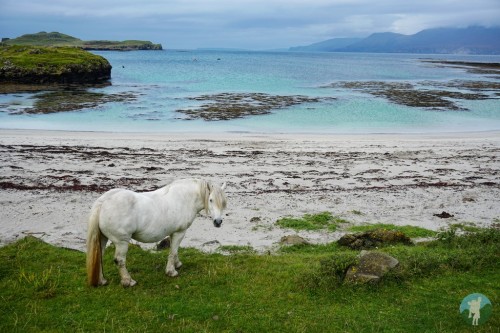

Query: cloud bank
1,0,499,49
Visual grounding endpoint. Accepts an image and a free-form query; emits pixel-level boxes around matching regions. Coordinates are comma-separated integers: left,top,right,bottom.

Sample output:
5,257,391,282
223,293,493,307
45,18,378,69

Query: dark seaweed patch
176,92,328,121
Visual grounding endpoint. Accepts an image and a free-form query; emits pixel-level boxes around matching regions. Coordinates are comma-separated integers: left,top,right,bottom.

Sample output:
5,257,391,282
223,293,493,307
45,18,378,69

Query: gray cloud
1,0,499,49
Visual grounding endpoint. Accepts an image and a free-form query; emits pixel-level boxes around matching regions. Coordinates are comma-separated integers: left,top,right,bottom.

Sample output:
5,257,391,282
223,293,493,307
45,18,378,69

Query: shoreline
2,127,500,140
1,129,499,252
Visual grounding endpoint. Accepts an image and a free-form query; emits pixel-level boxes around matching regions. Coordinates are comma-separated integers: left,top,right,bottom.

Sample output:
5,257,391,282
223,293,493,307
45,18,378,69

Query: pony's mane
199,179,227,214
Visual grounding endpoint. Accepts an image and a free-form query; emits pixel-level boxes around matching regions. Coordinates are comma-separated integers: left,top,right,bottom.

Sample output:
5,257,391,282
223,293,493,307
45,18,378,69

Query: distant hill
289,38,362,52
2,31,162,51
289,26,500,54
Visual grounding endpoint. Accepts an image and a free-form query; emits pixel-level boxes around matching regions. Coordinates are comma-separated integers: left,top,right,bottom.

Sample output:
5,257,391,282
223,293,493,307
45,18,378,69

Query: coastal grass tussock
347,223,437,238
1,227,498,332
276,211,349,231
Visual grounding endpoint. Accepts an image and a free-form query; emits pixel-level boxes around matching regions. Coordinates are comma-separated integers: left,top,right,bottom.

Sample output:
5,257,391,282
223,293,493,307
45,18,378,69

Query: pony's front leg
166,231,186,277
114,241,137,287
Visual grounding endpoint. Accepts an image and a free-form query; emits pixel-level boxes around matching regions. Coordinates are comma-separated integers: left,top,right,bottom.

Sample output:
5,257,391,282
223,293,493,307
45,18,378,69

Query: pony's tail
86,201,103,287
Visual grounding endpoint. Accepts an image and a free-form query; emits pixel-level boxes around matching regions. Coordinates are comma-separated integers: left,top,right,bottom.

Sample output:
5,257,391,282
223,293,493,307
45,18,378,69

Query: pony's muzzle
213,218,223,228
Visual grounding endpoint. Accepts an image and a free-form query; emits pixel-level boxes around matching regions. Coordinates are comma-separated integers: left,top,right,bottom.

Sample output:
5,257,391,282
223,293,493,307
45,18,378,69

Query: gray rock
344,251,399,284
280,234,309,245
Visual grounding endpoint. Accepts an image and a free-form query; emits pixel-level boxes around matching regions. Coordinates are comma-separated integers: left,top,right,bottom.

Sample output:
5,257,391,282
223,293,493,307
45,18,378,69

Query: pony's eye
209,199,213,203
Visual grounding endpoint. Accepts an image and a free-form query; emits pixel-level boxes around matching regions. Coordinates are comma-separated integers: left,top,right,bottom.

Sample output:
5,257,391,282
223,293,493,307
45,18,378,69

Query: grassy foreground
0,229,498,332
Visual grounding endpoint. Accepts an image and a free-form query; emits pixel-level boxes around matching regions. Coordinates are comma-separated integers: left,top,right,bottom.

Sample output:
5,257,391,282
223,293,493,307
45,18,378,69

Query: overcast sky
1,0,499,50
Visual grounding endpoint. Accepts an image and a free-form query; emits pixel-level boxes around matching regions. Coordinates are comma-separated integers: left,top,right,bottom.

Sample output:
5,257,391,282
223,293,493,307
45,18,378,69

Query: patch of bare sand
1,129,499,252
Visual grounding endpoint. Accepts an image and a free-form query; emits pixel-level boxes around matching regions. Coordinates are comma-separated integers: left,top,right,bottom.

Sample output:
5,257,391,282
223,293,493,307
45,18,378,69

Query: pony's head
202,181,227,228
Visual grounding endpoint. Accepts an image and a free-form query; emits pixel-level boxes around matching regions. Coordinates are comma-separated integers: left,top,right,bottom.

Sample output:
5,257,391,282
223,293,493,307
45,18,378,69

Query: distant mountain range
289,26,500,54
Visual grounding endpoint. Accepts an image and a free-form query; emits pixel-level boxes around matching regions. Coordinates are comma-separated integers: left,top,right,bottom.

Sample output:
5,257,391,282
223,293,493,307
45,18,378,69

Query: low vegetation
276,212,438,239
276,211,349,231
1,227,498,332
347,223,438,238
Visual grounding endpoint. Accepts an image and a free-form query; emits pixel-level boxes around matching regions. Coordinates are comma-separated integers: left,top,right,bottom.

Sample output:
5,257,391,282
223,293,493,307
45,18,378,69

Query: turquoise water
1,50,499,133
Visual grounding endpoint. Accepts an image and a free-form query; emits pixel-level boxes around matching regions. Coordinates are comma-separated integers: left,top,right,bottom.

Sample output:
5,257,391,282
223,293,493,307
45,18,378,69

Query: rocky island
0,45,112,84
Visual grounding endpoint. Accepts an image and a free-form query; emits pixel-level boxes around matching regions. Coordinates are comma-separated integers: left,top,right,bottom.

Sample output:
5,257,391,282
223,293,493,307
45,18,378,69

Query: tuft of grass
276,212,349,231
18,266,60,299
279,242,340,254
348,223,437,238
218,245,255,254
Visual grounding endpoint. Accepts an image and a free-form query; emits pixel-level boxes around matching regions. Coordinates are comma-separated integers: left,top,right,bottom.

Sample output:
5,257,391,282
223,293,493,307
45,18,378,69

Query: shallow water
1,50,499,133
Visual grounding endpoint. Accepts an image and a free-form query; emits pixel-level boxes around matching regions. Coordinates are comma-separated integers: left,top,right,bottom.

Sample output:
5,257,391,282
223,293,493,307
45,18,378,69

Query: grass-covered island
2,31,163,51
0,45,111,84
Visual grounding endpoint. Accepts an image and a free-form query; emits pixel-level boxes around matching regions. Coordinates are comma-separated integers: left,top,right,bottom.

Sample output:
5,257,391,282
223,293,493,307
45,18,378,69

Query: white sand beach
0,129,499,252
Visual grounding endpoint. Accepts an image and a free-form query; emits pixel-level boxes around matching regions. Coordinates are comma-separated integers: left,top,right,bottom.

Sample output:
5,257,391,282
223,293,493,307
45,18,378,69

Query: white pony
86,178,227,287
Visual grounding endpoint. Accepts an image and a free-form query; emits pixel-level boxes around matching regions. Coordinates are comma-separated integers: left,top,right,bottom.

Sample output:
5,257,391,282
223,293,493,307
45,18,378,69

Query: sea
1,50,500,134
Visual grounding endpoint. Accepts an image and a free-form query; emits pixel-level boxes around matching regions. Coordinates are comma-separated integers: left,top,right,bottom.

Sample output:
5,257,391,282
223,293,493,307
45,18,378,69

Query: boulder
344,251,399,284
280,234,309,245
338,229,413,250
433,211,454,218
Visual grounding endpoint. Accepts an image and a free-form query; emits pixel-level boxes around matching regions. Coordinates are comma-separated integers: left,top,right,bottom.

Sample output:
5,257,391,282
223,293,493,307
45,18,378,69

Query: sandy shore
1,129,499,252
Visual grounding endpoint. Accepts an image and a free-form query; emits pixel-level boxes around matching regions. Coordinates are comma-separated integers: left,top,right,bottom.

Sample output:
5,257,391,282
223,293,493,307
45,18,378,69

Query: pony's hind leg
166,230,186,277
98,234,109,286
113,241,137,287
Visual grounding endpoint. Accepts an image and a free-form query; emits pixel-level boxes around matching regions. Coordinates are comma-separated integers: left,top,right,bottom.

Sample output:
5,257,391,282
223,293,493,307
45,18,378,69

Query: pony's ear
221,182,227,190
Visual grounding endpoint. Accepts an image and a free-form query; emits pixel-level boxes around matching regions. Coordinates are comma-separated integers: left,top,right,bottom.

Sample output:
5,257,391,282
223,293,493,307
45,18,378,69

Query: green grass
348,223,437,238
276,212,349,231
1,229,499,332
0,45,109,70
217,245,256,254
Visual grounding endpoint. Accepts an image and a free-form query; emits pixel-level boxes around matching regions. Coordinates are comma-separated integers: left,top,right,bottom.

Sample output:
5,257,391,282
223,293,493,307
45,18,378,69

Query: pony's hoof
99,279,108,286
121,278,137,287
166,269,179,277
175,261,183,269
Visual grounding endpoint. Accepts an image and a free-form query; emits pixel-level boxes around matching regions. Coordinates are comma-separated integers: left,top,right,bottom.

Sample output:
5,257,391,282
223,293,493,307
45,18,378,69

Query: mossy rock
338,229,413,250
0,45,111,84
344,251,400,284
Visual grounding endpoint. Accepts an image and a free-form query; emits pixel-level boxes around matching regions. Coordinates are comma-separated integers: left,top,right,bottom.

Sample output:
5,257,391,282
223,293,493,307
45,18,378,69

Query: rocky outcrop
338,229,413,250
0,62,112,84
0,45,111,84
